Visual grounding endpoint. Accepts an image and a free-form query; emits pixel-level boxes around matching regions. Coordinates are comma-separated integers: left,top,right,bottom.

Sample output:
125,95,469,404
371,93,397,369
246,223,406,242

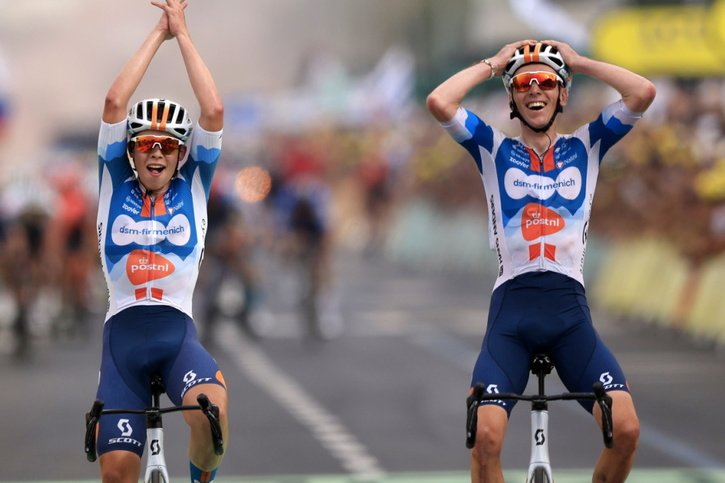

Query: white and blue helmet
503,42,571,92
127,98,193,142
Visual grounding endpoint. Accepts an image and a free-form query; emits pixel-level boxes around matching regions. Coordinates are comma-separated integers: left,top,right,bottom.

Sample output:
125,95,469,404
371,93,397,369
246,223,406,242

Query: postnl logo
126,250,175,285
522,203,565,241
504,167,581,200
111,214,191,246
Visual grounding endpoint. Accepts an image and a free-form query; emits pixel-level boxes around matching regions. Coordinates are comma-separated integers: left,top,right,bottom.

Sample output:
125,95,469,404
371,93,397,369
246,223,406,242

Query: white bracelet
481,58,496,80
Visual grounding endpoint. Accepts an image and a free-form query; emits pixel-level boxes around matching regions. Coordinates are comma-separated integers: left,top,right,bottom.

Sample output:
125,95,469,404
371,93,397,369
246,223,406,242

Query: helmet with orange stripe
127,98,193,142
502,42,570,93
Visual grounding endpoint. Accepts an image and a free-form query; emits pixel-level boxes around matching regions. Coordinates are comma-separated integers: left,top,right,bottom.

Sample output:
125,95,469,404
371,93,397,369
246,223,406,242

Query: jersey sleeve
180,125,223,200
585,99,643,162
440,107,497,174
97,119,134,188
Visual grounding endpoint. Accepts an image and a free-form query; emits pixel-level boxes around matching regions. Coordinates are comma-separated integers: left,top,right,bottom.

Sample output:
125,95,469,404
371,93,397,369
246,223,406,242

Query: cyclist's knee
184,398,227,435
473,407,507,461
613,415,639,455
183,383,228,460
99,472,134,483
472,437,503,474
608,391,640,455
99,451,140,483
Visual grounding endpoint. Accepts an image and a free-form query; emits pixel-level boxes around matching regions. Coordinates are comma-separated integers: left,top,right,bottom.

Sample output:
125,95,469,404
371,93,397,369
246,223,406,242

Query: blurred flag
508,0,589,51
227,46,415,134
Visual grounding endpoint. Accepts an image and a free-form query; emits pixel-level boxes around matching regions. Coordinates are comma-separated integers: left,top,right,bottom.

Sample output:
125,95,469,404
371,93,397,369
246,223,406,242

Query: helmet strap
127,143,139,175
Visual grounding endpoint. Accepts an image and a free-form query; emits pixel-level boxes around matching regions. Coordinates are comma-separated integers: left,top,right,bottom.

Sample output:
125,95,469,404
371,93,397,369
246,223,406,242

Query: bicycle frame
144,382,170,483
528,406,552,483
84,375,224,483
466,354,613,483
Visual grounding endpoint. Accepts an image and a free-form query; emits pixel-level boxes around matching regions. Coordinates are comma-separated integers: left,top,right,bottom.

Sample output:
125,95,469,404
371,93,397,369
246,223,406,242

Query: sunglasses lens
512,80,532,93
133,136,181,154
510,72,560,92
537,78,559,90
135,139,154,152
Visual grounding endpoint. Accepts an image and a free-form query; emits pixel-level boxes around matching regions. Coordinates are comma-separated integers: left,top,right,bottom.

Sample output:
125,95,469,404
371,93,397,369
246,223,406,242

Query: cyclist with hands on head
94,1,227,482
427,39,655,483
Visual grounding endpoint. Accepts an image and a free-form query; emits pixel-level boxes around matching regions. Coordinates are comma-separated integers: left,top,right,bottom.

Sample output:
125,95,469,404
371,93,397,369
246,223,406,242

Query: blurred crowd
592,78,725,266
0,74,722,358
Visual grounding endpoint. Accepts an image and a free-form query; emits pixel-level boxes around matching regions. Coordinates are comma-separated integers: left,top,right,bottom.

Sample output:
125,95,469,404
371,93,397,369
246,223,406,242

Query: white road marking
216,323,387,481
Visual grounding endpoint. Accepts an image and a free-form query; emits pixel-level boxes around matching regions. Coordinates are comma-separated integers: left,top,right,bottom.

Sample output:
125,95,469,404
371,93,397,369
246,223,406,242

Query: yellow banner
592,0,725,76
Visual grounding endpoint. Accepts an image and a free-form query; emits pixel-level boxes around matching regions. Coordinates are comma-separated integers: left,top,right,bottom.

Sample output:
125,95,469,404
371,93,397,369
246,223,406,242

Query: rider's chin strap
509,98,563,134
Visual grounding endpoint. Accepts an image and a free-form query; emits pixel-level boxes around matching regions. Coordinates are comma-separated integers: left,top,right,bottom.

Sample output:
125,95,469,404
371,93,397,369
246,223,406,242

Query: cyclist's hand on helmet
151,0,189,39
541,40,583,74
489,39,536,76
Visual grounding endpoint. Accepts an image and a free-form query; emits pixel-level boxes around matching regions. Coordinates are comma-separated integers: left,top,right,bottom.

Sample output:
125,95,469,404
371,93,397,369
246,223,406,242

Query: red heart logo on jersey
521,203,565,241
126,250,175,285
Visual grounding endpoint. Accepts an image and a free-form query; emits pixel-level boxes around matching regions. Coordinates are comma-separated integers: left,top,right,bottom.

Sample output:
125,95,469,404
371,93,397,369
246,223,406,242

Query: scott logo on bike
534,429,546,446
150,439,161,455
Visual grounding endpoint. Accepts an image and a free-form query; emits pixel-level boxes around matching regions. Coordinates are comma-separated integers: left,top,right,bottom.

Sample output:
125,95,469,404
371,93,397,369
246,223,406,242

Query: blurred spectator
357,131,393,254
265,133,342,340
197,171,263,344
592,77,725,266
45,160,97,339
0,205,49,359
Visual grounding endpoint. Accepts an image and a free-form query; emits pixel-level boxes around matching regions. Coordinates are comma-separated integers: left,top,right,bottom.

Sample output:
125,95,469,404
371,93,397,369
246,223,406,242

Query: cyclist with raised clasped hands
427,40,656,482
93,1,227,482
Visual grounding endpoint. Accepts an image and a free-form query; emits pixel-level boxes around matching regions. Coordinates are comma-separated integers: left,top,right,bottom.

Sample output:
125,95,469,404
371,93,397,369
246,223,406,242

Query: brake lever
465,384,485,449
197,394,225,456
84,400,105,462
592,382,614,449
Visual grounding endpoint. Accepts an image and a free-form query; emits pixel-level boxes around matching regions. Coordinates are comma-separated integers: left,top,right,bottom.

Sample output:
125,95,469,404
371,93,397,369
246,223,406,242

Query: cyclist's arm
544,40,656,113
159,0,224,132
426,39,534,122
102,15,170,124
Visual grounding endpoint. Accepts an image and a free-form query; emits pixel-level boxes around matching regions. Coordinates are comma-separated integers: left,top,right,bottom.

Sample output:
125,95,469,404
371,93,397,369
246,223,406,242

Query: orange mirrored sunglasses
131,135,184,155
509,71,562,93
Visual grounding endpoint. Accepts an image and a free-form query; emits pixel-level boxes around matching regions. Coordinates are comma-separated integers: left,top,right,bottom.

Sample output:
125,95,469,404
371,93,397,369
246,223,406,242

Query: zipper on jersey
530,147,550,270
137,190,172,303
145,193,158,301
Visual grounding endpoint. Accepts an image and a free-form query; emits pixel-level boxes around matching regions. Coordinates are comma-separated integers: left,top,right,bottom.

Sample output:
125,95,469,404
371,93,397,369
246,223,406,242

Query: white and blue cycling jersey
96,120,222,321
442,99,642,289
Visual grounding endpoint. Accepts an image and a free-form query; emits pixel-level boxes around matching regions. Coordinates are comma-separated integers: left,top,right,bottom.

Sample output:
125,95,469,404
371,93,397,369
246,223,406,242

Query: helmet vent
126,98,193,143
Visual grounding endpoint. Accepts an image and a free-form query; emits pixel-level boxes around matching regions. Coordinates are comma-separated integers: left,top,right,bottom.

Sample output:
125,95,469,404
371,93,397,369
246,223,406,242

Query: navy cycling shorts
471,271,629,415
95,305,226,457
